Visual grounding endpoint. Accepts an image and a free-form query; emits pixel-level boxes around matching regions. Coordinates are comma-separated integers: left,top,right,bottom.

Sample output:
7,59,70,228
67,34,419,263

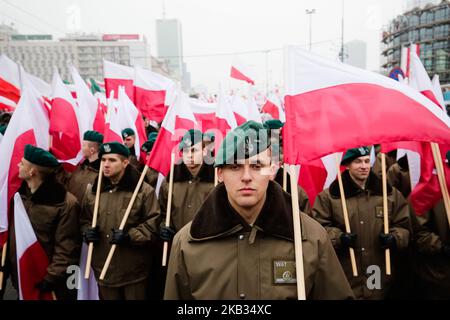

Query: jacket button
188,180,192,184
361,247,365,252
239,293,246,299
360,221,364,224
187,204,191,208
239,235,244,240
106,234,110,238
109,190,113,193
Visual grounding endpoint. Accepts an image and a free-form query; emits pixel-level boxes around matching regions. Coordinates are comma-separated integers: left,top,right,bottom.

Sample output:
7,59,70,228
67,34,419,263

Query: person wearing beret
140,132,159,189
164,121,354,300
66,130,104,204
6,145,81,299
312,147,411,299
80,142,161,300
411,150,450,299
121,128,144,172
0,123,7,144
158,129,215,240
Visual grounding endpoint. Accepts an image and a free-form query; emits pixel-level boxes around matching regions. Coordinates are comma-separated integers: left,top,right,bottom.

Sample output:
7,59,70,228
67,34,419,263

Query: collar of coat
190,181,307,242
91,164,141,193
82,158,101,171
329,169,392,198
19,176,67,205
170,161,215,183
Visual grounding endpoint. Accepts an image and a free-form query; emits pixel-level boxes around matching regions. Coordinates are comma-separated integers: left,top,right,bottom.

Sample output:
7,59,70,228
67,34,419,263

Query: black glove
110,229,130,245
35,279,54,293
379,232,397,249
340,232,357,249
160,226,176,242
83,226,100,244
441,244,450,258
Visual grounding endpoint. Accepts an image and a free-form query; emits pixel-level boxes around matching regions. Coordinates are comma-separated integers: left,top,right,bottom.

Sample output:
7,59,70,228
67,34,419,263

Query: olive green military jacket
81,165,161,287
66,158,100,204
164,181,354,300
312,170,411,300
159,163,214,232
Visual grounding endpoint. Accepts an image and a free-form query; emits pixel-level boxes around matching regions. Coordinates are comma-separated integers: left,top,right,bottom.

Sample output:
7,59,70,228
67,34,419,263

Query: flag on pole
0,54,21,111
283,46,450,165
103,59,134,101
230,57,255,85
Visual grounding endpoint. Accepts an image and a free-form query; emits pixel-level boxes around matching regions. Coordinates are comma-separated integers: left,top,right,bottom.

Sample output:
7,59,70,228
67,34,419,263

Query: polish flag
117,86,147,161
49,71,82,164
103,92,123,144
283,46,450,165
103,60,134,101
431,74,446,109
134,66,175,123
147,92,197,176
261,93,286,122
215,92,238,150
0,54,21,110
93,92,107,134
0,72,49,246
14,193,53,300
409,51,442,107
71,66,98,136
246,94,262,123
189,98,218,132
231,94,249,126
230,57,255,85
28,74,51,98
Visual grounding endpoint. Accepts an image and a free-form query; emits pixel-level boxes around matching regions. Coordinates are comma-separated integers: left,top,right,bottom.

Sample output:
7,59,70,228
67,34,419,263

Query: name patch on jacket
273,260,297,284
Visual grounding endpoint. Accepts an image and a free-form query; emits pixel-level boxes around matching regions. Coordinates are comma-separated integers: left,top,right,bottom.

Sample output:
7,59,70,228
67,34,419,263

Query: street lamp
305,9,316,52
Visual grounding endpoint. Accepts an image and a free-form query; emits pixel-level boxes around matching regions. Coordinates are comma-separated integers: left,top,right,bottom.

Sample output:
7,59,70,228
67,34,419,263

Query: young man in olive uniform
312,147,411,299
80,142,161,300
141,132,159,189
122,128,144,172
66,130,104,203
7,145,81,299
164,121,353,300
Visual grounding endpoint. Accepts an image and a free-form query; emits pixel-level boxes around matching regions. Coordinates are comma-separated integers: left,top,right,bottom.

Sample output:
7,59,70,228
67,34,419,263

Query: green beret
141,140,155,153
215,120,270,167
203,131,215,142
99,142,130,158
341,146,370,165
121,128,135,139
0,124,7,135
179,129,203,150
263,119,284,130
83,130,104,144
24,144,60,168
148,132,158,141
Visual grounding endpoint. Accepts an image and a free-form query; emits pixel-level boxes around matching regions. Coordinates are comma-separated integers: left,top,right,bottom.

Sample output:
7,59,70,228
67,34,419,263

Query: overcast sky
0,0,406,92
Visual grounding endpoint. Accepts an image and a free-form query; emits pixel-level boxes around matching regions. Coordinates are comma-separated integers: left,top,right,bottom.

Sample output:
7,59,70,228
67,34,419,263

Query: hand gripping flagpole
84,161,104,279
289,165,306,300
162,153,176,267
0,242,7,290
381,153,391,275
335,154,358,277
99,164,150,280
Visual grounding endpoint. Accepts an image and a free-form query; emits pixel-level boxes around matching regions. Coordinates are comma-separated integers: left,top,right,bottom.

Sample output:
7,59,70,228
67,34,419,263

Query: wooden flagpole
289,165,306,300
84,161,104,279
381,153,391,275
162,153,176,267
99,165,150,280
214,167,218,187
335,155,358,277
0,242,7,290
283,164,287,192
430,142,450,228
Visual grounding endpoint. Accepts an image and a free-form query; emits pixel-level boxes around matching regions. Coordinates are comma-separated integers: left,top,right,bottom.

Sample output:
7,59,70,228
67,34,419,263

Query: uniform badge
273,260,297,284
104,144,111,153
359,147,367,155
123,133,129,138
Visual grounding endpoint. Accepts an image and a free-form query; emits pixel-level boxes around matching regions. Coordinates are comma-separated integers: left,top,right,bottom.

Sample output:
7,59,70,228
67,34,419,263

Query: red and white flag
189,98,218,132
147,92,196,175
283,46,450,165
261,93,286,122
49,71,82,164
0,54,21,111
0,71,49,246
230,57,255,85
231,94,249,126
431,74,446,109
134,66,175,123
117,86,147,161
246,93,262,123
14,193,53,300
103,91,123,144
103,59,134,101
215,92,238,150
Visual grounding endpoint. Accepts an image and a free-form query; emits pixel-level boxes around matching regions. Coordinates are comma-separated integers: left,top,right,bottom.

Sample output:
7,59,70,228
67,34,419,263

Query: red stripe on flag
230,67,255,85
0,76,20,103
105,78,134,101
134,87,168,123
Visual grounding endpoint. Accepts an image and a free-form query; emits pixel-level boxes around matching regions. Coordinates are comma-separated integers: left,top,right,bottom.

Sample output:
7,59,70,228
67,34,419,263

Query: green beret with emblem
341,146,370,165
99,142,130,158
121,128,135,139
215,120,270,167
24,144,60,168
263,119,284,130
83,130,104,144
147,131,158,141
179,129,203,150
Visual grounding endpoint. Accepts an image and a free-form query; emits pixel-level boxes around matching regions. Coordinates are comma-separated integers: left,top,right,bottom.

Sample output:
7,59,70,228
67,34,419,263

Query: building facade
381,0,450,84
0,26,152,83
